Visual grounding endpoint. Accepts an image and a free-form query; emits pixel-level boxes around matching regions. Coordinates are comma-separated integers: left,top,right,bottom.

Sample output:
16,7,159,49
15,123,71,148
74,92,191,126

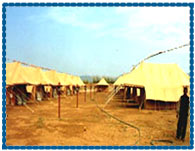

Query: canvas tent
97,78,109,86
114,62,190,109
6,62,38,85
76,76,85,87
95,78,109,92
6,63,51,103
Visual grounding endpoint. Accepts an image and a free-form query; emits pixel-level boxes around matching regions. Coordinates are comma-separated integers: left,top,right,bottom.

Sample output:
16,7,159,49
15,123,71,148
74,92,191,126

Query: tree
92,76,101,83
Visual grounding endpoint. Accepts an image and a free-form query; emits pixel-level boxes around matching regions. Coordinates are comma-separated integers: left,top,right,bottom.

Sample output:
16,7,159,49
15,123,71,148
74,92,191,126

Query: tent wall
121,86,177,110
96,85,109,92
144,100,177,110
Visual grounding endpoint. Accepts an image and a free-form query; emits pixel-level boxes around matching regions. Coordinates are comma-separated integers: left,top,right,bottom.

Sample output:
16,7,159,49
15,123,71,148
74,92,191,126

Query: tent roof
70,76,85,86
6,62,19,85
6,62,40,85
6,62,85,86
76,76,85,86
6,62,54,85
96,78,109,86
6,62,22,85
114,62,189,102
56,72,74,86
44,70,60,86
114,73,128,86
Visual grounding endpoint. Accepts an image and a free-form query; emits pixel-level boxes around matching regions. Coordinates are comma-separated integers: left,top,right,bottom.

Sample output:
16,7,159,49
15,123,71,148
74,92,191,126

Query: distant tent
114,62,190,109
97,78,109,86
95,78,109,92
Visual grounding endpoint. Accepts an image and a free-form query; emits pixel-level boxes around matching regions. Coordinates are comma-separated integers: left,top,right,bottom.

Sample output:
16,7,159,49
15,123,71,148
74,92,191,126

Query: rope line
130,43,189,72
6,58,53,71
91,98,141,145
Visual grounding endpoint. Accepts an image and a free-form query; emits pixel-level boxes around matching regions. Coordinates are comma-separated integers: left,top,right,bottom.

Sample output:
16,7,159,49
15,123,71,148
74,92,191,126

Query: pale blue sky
6,7,190,77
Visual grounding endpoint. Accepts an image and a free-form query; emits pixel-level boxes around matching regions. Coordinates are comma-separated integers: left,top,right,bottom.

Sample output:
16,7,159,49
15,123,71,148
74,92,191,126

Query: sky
6,7,190,77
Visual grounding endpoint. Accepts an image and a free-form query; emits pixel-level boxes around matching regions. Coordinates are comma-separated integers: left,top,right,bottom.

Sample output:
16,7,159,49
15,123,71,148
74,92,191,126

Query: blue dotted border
1,2,194,150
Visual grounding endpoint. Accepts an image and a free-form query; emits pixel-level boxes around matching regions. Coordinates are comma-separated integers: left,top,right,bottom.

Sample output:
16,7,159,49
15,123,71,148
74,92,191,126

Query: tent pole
155,100,156,111
123,86,126,102
11,89,16,106
165,102,167,110
58,83,61,119
65,86,67,96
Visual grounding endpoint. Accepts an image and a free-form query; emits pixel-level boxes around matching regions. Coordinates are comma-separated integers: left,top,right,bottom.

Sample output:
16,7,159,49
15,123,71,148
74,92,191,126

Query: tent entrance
123,86,146,109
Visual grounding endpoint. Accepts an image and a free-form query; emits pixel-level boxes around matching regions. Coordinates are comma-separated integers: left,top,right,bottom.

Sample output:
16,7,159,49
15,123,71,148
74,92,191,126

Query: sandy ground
6,92,190,146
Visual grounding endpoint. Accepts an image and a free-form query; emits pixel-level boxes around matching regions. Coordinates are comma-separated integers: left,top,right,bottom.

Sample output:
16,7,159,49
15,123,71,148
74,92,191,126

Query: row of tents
6,62,85,105
113,62,190,110
6,61,190,110
6,62,113,105
6,62,85,86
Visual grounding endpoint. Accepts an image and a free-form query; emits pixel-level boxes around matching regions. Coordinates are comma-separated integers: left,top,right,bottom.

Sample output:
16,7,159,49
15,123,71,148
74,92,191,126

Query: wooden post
84,86,87,102
33,86,37,101
58,83,61,119
90,85,92,100
93,85,95,99
50,86,53,98
76,86,79,108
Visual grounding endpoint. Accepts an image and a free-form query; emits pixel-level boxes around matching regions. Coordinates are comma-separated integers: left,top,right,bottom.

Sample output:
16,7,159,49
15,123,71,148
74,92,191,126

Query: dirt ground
6,92,190,146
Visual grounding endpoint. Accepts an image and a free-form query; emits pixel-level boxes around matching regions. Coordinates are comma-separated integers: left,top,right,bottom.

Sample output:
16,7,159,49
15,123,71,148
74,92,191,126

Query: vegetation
103,76,117,84
92,76,101,84
81,75,117,84
83,80,89,84
92,76,116,84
